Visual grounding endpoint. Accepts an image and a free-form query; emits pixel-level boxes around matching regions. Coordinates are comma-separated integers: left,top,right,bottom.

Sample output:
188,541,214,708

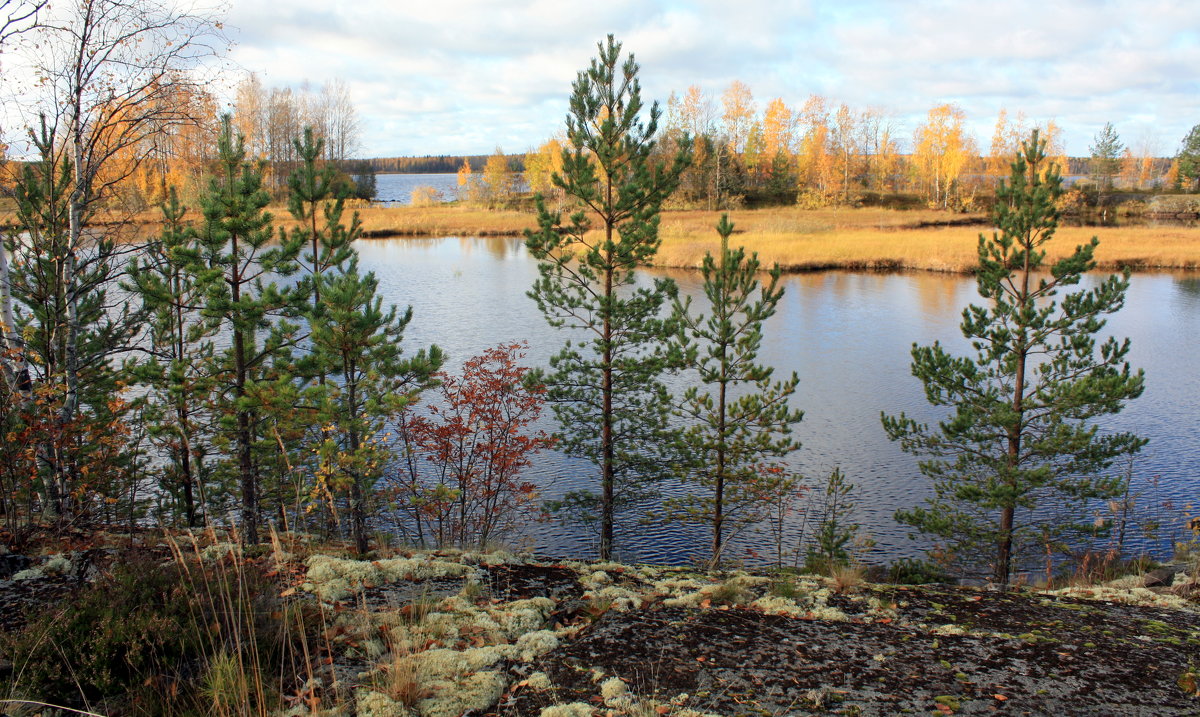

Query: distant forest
362,154,528,174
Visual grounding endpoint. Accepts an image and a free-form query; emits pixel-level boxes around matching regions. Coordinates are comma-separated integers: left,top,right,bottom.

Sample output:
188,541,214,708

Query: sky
219,0,1200,158
5,0,1200,159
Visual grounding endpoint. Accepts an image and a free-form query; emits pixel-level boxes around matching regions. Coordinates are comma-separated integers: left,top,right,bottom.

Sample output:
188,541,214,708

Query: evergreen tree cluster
0,36,1147,584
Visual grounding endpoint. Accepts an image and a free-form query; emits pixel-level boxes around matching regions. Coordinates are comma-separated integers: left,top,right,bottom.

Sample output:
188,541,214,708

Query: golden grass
352,203,533,237
655,208,1200,273
4,200,1198,273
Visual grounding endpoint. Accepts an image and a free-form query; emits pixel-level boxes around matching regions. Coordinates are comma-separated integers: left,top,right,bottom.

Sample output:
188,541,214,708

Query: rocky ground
1,534,1198,716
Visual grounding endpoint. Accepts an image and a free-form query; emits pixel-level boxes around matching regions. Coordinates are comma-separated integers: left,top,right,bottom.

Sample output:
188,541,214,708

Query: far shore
350,203,1200,274
5,201,1198,274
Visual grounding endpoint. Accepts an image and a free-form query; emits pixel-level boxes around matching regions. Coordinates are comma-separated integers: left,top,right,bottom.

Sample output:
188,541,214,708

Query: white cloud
211,0,1200,156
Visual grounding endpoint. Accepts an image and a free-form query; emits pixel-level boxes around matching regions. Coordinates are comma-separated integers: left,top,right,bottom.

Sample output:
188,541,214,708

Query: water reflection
356,236,1200,566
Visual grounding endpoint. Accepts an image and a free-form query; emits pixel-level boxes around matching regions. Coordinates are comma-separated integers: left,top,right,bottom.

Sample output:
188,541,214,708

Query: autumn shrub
410,185,443,207
385,342,554,549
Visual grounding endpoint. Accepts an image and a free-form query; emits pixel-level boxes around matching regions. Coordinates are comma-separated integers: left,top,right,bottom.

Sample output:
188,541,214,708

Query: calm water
372,173,462,205
354,236,1200,567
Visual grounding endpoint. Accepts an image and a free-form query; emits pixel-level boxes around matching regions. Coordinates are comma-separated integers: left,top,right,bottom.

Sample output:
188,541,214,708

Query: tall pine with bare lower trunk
882,130,1146,587
525,35,691,560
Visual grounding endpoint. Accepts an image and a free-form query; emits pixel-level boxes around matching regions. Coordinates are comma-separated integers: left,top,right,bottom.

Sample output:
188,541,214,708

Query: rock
1143,565,1185,588
0,554,32,580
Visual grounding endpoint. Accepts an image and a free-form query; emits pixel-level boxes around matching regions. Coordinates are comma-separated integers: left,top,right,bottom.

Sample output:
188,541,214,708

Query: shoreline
6,203,1198,275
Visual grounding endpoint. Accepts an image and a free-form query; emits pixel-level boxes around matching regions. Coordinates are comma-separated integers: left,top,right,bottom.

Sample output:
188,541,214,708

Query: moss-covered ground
1,530,1197,716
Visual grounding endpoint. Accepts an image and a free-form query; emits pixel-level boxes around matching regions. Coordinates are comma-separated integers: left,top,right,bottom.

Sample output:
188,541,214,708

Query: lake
372,173,462,205
353,235,1200,569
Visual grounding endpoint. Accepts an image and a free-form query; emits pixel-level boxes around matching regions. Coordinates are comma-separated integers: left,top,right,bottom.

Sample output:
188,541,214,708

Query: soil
1,540,1197,716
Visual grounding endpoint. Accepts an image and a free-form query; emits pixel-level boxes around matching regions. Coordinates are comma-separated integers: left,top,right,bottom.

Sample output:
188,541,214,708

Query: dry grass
657,208,1200,273
352,203,533,237
6,200,1199,273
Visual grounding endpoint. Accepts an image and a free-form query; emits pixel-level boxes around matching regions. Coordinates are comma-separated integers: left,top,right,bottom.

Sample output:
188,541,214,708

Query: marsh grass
16,202,1198,273
354,203,1200,273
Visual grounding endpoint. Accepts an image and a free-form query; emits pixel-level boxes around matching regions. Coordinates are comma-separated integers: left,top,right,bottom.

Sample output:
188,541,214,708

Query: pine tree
309,260,443,553
882,130,1146,587
1174,124,1200,192
6,117,140,519
670,214,802,565
286,127,356,343
1088,122,1123,193
197,116,303,544
525,34,691,560
124,188,219,525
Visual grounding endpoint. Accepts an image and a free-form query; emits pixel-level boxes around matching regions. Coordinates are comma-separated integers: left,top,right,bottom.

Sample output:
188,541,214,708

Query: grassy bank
5,201,1199,273
358,204,1200,274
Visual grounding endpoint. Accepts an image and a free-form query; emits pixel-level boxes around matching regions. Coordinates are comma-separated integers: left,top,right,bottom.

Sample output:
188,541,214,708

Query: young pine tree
309,260,443,553
670,214,802,565
286,128,357,349
525,35,691,560
882,130,1146,587
124,189,219,526
7,118,141,520
197,117,304,544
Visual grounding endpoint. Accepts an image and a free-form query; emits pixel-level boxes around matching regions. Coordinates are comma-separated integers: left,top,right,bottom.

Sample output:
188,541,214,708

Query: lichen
600,675,629,706
751,595,809,617
539,703,595,717
516,629,559,661
355,689,413,717
303,554,477,602
1049,585,1198,611
583,585,643,611
417,670,505,717
525,671,553,690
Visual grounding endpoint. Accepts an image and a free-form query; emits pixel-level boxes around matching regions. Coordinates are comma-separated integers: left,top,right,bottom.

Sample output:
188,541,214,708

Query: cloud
220,0,1200,156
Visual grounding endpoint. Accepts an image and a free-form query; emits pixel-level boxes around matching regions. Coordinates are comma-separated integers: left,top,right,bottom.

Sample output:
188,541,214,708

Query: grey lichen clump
11,554,73,581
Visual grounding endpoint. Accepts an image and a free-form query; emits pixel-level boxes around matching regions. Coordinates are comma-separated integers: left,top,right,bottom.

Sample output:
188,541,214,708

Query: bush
0,553,315,713
887,557,953,585
410,185,443,207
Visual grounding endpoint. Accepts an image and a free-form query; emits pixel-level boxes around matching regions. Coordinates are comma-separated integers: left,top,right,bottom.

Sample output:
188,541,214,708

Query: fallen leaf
993,694,1008,701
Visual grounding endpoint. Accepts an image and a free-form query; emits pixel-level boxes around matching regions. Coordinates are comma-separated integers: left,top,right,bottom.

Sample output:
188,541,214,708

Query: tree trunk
600,215,619,565
998,252,1033,588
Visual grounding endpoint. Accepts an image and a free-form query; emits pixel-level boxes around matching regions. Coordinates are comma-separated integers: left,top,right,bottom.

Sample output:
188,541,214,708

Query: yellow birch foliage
1120,148,1140,190
525,138,564,197
912,103,976,208
482,147,512,207
796,94,832,200
721,80,755,154
762,98,796,159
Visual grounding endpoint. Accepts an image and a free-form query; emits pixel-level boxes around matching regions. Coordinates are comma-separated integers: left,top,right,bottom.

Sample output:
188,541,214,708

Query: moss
934,695,961,710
